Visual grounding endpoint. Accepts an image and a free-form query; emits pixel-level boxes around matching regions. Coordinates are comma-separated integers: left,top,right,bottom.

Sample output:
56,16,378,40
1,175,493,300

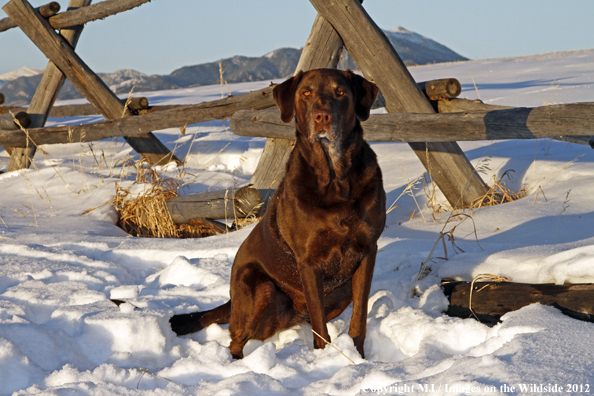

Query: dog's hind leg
228,275,293,359
170,301,231,336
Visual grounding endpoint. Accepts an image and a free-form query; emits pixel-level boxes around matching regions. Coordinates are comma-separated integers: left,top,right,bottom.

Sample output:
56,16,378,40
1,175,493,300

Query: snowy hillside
0,49,593,395
0,66,43,89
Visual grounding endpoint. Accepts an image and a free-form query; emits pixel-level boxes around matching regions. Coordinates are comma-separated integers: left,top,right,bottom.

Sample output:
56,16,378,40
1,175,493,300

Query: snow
0,66,44,88
1,49,594,395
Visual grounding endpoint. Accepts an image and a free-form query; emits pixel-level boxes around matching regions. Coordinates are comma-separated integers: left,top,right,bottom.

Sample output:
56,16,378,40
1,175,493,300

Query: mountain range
0,27,467,106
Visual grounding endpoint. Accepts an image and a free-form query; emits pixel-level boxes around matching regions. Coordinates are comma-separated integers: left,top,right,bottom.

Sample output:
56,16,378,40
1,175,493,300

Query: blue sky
1,0,594,76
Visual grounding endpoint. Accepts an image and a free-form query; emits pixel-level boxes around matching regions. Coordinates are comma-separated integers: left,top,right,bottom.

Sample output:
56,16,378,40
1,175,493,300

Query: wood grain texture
443,281,594,325
418,78,461,100
439,98,593,146
309,0,489,208
250,138,294,202
230,103,594,142
166,186,262,223
0,112,31,130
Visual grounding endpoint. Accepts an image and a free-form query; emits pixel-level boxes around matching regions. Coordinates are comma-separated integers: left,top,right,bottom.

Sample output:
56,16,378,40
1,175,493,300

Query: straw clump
471,174,527,209
114,160,221,238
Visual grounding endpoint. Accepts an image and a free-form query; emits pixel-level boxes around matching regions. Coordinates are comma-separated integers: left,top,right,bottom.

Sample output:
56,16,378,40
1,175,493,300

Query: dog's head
273,69,378,151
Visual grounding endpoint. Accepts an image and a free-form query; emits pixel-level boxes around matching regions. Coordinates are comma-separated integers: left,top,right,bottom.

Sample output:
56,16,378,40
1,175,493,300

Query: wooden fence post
4,0,90,172
309,0,489,208
249,12,347,201
3,0,179,166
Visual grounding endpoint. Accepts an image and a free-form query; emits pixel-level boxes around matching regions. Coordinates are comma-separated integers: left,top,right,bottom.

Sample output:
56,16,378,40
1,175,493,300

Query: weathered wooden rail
443,281,594,325
0,86,276,146
2,99,592,147
230,102,594,143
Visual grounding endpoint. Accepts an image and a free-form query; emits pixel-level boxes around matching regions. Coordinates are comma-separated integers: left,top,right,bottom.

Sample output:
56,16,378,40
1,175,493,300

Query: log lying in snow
442,281,594,326
166,186,262,223
230,102,594,143
0,111,31,130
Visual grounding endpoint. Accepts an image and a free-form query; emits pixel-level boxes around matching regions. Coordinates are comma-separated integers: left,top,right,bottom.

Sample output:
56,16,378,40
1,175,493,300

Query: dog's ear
273,71,304,123
348,71,379,122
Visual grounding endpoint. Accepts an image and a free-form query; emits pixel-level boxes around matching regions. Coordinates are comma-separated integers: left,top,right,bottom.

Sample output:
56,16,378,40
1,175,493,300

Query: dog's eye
336,90,345,96
303,90,311,97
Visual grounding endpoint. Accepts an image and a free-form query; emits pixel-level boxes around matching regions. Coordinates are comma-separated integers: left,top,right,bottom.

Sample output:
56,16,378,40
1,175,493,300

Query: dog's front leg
349,248,377,359
298,262,330,350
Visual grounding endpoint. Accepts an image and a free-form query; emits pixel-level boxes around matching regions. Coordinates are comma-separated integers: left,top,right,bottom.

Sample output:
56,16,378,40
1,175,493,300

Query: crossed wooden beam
2,0,178,172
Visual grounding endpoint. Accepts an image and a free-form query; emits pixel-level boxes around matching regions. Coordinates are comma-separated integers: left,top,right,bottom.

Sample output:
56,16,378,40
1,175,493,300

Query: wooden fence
0,0,591,225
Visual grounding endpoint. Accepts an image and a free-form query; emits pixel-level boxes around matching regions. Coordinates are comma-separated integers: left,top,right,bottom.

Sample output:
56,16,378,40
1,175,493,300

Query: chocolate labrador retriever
170,69,386,359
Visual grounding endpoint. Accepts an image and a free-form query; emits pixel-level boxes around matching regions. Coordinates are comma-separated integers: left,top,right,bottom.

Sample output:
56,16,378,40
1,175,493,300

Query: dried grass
471,174,527,209
113,159,223,238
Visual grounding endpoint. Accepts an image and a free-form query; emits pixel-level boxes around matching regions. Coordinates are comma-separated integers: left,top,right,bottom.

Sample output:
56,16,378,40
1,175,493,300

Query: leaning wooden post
249,12,347,201
310,0,489,208
3,0,180,166
5,0,90,172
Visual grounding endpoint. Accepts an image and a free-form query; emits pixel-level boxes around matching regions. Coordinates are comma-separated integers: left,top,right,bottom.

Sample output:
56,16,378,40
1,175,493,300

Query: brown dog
170,69,386,359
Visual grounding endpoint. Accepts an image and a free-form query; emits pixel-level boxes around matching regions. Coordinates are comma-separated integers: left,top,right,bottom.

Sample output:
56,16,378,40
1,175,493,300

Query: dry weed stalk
218,62,232,98
468,274,512,320
310,328,356,365
0,211,8,229
471,174,526,208
122,86,135,118
554,189,572,243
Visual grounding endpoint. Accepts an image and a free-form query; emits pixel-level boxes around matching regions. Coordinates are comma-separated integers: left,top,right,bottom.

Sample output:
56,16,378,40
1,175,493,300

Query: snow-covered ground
1,49,593,395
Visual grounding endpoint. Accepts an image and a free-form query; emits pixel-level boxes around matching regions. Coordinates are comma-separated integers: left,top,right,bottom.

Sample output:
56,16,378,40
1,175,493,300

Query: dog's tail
169,301,231,336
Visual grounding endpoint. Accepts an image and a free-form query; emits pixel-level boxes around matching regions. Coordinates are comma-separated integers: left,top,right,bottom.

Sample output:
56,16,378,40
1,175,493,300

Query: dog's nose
314,109,331,125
